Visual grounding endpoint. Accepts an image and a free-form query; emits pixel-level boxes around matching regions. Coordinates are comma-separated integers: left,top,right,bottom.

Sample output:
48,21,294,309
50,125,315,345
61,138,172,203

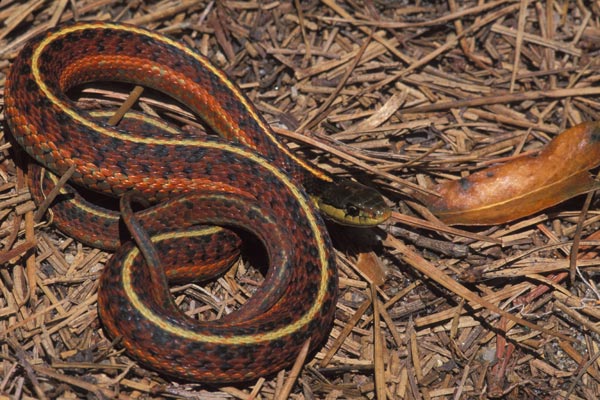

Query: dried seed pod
416,122,600,225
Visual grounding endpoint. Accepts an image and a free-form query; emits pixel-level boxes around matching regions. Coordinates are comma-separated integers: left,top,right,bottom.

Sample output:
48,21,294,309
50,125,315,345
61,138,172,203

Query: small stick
275,339,311,400
108,85,145,126
33,164,76,223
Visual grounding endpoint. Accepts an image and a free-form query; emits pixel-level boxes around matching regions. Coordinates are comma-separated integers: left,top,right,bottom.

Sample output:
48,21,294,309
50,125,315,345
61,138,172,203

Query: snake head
314,180,391,227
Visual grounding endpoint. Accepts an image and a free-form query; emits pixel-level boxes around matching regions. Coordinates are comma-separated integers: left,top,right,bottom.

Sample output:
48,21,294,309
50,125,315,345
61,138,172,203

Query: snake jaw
315,180,391,226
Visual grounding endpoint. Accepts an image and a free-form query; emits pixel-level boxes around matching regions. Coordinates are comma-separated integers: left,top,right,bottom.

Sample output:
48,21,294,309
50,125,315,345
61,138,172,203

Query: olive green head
314,180,391,226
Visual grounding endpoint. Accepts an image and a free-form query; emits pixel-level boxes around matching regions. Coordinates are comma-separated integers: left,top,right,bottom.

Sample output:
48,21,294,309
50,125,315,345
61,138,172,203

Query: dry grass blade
0,240,35,265
386,235,570,341
32,165,76,223
275,339,311,400
371,283,387,400
107,85,145,126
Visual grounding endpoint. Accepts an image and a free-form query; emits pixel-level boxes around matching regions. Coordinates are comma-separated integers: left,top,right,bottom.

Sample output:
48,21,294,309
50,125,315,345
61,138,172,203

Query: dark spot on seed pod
486,171,495,178
590,125,600,142
458,177,472,191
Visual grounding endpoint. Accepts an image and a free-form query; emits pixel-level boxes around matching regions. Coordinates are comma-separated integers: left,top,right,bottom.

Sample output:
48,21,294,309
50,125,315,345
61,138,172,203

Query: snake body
4,21,388,382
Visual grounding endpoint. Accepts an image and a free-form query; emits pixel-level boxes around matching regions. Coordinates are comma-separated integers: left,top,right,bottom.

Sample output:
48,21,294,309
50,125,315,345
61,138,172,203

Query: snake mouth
318,202,391,226
314,180,391,227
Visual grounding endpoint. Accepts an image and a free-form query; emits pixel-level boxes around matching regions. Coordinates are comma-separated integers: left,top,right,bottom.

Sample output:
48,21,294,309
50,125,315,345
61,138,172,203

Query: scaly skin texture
98,191,337,382
12,21,389,248
3,21,379,382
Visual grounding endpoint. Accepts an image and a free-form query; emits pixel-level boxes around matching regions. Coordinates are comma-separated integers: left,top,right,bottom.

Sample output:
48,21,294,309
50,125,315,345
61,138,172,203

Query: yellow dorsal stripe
31,23,331,344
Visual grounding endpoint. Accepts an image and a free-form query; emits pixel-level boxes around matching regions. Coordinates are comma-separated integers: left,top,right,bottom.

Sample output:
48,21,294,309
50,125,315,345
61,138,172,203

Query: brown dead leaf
416,122,600,225
356,252,387,286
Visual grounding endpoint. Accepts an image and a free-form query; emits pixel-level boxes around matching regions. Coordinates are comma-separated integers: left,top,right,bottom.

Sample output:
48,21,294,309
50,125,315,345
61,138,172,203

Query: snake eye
345,204,360,217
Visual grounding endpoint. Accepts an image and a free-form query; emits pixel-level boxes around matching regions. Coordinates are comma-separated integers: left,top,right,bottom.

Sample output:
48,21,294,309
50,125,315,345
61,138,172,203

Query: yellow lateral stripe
44,111,188,221
31,23,331,345
150,227,224,242
89,110,182,135
122,196,329,344
32,22,330,182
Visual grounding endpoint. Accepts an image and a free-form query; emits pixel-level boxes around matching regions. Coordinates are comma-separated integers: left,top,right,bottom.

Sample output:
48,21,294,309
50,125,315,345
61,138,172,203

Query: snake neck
304,177,391,227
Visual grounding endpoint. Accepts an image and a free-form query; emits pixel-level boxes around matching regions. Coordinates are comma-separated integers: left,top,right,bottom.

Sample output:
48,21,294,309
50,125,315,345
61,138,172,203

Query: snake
4,21,390,382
